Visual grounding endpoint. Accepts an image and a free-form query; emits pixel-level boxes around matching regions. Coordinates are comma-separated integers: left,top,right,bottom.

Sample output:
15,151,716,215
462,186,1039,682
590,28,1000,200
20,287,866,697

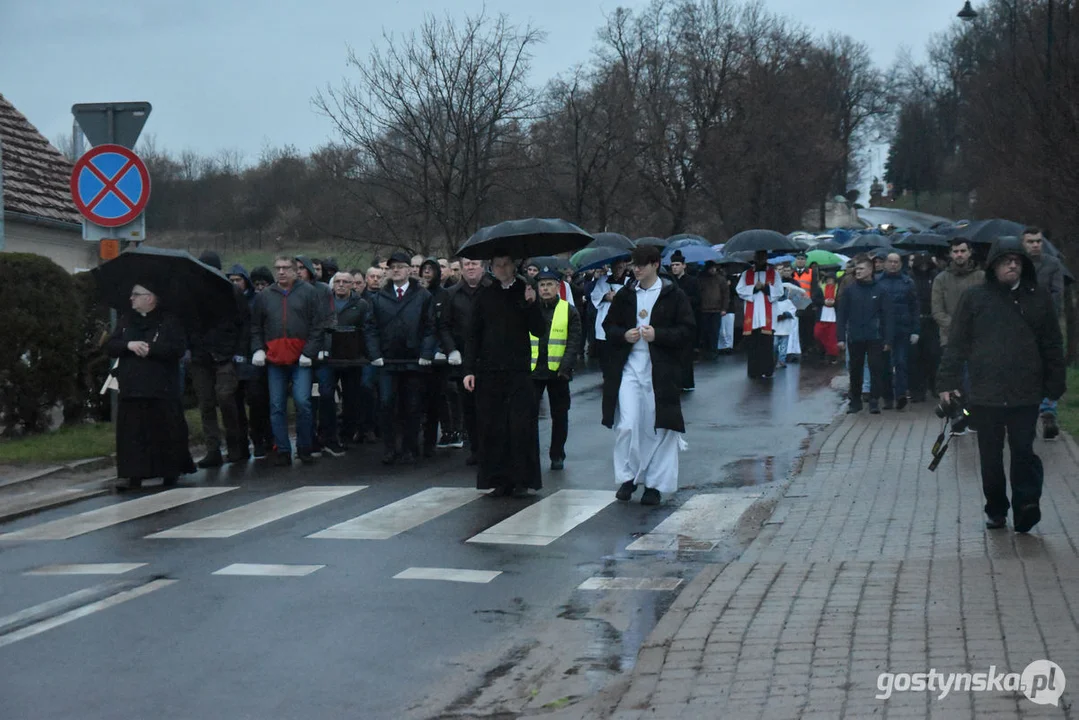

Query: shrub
0,254,81,435
66,271,113,424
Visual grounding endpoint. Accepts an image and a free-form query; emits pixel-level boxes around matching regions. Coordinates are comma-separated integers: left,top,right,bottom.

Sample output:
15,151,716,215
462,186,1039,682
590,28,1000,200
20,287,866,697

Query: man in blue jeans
250,256,325,466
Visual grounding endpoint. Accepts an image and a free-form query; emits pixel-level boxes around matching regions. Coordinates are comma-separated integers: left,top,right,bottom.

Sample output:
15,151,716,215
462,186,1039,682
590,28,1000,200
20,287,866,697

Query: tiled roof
0,93,80,225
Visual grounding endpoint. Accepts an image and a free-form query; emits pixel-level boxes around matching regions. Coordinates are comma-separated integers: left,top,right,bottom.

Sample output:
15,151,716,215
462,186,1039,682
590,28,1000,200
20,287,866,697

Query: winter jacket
931,264,984,346
938,237,1066,407
835,278,894,345
1033,253,1065,315
601,279,696,433
107,310,187,400
363,277,436,372
876,271,920,336
440,277,492,376
420,259,450,354
531,298,583,380
250,281,324,363
328,292,370,363
697,271,729,314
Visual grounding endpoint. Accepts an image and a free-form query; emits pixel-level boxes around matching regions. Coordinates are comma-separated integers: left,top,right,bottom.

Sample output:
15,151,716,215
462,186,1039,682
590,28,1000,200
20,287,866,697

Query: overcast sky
1,0,959,183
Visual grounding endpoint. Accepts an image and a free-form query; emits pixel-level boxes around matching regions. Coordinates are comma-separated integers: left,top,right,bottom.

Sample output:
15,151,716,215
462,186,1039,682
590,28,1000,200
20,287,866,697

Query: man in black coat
668,251,699,390
325,272,369,452
462,254,548,497
439,258,492,464
602,245,696,506
938,237,1066,533
364,251,436,464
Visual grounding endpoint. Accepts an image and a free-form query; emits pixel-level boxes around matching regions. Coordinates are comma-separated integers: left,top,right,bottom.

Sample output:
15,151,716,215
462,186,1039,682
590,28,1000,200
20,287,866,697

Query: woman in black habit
462,255,548,497
107,283,195,490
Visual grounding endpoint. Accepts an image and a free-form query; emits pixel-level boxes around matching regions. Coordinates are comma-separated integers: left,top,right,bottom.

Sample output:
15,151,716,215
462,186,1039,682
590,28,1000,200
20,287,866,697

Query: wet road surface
0,357,841,720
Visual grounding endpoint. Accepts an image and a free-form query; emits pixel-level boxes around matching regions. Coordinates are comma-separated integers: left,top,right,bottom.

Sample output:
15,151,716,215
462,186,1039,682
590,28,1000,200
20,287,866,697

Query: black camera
928,390,970,472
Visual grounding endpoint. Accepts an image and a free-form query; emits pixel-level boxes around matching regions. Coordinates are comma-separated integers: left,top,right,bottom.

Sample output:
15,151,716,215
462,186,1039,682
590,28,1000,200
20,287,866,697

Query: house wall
1,218,95,272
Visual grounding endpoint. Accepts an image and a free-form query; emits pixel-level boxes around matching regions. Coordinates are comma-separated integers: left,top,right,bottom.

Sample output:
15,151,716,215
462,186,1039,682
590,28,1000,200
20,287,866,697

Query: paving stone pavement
604,406,1079,720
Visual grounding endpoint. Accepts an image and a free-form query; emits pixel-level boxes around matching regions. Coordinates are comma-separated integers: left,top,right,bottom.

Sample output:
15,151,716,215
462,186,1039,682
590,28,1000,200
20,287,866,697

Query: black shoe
616,481,637,501
323,441,346,457
436,433,454,449
986,515,1007,530
116,478,142,492
641,488,661,506
252,443,269,460
297,451,317,465
869,404,881,415
1043,416,1060,441
465,453,478,466
882,399,894,410
226,451,250,464
273,451,292,467
488,486,511,498
450,432,465,449
197,449,223,469
1014,504,1041,533
896,396,909,410
162,476,179,487
847,403,863,414
512,486,529,498
398,451,416,465
381,451,397,465
550,458,564,470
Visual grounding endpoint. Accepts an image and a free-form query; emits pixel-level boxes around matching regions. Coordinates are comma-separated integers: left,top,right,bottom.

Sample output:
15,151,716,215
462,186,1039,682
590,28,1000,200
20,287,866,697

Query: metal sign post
71,102,152,423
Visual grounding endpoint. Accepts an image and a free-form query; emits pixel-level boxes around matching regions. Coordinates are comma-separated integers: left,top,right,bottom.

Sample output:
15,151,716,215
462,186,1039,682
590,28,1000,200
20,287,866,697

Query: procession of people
98,221,1067,530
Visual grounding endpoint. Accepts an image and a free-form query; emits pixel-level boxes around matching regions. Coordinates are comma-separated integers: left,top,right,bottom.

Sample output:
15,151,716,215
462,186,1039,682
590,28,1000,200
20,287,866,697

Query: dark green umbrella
723,230,799,254
635,236,669,248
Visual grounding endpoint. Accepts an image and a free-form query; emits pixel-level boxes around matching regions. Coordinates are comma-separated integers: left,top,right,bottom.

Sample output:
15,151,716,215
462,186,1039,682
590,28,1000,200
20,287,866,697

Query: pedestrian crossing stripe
0,486,761,551
24,563,147,575
0,488,237,541
308,487,486,540
212,563,324,577
393,567,501,584
146,487,365,539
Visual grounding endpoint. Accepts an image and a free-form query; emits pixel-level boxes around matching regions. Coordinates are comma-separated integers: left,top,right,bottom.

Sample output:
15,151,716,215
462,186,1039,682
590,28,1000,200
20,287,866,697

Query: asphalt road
0,357,840,720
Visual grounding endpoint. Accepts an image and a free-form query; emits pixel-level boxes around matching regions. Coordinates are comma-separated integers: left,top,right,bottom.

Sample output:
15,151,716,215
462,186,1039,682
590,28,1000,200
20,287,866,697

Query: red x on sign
70,144,151,227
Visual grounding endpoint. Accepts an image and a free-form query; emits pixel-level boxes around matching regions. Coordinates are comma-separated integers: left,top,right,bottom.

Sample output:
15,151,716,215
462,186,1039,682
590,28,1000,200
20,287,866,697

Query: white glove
418,358,432,367
371,358,384,367
318,350,329,360
299,354,313,367
252,350,266,367
910,334,919,345
434,352,447,362
448,350,462,366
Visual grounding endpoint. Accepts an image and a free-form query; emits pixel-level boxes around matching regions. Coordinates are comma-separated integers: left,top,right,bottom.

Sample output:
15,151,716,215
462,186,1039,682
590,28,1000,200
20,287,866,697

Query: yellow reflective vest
531,300,569,372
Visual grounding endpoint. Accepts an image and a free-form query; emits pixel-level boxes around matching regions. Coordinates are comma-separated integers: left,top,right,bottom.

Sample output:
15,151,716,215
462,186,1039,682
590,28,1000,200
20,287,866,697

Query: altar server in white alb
736,250,785,379
601,245,696,506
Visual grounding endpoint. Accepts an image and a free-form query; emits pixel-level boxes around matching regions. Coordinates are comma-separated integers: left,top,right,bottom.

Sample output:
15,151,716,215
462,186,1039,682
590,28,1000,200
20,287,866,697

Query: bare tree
315,11,545,254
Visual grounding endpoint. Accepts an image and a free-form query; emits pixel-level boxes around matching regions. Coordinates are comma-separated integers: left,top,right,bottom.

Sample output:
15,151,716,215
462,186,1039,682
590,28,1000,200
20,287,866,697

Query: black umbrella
955,218,1023,245
571,246,632,273
587,232,635,250
92,245,237,329
839,234,893,255
635,236,669,248
526,255,573,273
457,218,594,260
893,233,950,251
723,229,800,254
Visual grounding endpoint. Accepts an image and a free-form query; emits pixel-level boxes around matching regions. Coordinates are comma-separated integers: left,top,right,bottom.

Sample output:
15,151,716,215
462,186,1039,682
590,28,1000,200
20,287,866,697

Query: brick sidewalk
605,407,1079,719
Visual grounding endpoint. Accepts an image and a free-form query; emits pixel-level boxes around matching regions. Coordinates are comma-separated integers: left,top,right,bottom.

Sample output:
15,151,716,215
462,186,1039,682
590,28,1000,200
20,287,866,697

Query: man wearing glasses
250,256,325,466
938,237,1065,533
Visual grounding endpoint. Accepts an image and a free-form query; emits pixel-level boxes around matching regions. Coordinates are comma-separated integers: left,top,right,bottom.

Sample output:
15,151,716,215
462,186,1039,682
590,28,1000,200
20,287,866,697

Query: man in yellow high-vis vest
531,267,583,470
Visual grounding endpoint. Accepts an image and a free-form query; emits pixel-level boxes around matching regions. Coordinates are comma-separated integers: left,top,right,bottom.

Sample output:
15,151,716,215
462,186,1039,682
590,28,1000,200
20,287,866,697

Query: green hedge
0,254,81,435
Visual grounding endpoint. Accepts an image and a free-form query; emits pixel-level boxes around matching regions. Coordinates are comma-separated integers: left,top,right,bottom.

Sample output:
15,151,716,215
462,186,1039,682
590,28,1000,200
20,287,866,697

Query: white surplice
613,280,681,494
735,269,784,330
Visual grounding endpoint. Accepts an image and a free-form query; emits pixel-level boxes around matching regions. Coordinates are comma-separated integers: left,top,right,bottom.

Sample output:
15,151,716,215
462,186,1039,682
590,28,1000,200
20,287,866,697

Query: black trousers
244,371,273,448
335,367,363,441
745,330,775,378
422,367,447,451
440,378,463,436
909,318,940,399
699,312,722,357
847,340,885,406
191,361,244,454
457,377,479,456
379,371,423,455
972,405,1043,519
533,376,571,460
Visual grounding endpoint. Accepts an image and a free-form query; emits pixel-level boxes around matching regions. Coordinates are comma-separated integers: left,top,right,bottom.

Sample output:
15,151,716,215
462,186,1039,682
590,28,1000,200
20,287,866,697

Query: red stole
743,267,776,334
559,281,568,301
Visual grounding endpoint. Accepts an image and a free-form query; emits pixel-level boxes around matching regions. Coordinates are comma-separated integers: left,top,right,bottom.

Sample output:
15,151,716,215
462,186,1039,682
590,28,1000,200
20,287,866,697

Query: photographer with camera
937,237,1065,533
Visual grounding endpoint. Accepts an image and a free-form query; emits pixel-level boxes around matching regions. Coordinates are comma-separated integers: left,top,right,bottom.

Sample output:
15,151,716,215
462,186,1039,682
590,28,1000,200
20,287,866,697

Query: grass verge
0,409,205,465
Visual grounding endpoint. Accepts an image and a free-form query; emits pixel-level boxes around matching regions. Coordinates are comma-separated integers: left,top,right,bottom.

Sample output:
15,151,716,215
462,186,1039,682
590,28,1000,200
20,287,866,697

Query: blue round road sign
70,144,151,227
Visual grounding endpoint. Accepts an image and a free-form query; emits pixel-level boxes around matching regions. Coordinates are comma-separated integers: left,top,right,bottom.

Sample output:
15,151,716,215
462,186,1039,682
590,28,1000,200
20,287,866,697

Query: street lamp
957,1,978,20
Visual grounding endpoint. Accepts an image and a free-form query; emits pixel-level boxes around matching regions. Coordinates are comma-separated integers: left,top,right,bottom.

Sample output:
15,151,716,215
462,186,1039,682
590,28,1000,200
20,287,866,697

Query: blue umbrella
662,245,724,265
666,234,711,251
768,255,796,265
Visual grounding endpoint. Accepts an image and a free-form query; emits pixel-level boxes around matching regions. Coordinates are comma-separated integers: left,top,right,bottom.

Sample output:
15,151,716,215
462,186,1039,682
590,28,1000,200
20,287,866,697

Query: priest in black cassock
462,255,549,497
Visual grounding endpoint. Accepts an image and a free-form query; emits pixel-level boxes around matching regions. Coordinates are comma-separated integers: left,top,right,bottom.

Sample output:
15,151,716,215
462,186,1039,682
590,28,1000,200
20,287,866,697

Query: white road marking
0,585,115,635
625,492,761,552
0,579,176,649
25,563,147,576
467,490,615,546
0,488,237,541
211,563,324,577
393,567,502,584
146,486,365,538
308,487,487,540
578,576,683,591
